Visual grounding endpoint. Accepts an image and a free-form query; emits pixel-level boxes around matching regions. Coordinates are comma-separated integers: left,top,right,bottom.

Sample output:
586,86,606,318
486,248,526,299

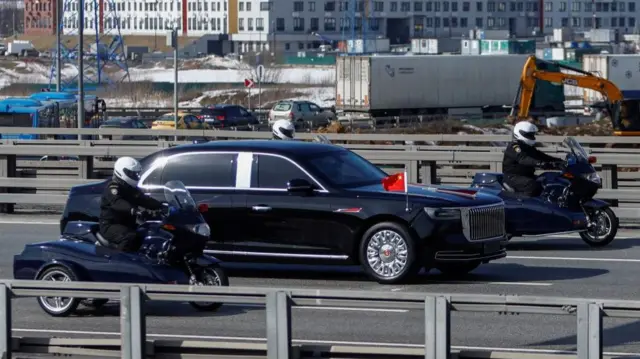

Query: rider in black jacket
503,121,563,197
99,156,164,252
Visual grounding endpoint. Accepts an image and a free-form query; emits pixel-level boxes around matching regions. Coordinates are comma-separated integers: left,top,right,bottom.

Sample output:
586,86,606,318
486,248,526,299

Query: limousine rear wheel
359,221,421,284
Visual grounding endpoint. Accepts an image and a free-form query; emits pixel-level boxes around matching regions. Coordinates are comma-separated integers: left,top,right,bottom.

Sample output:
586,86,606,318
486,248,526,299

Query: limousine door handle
252,205,272,212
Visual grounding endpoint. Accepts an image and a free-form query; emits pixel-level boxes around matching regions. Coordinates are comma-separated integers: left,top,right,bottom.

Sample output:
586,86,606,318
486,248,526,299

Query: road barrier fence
0,127,639,218
0,279,633,359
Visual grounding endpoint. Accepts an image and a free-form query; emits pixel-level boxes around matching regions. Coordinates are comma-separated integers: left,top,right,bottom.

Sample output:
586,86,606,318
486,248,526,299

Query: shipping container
551,48,565,60
553,28,574,42
480,39,535,55
461,39,481,55
411,38,460,54
336,54,542,115
589,29,617,43
346,38,390,53
582,54,640,102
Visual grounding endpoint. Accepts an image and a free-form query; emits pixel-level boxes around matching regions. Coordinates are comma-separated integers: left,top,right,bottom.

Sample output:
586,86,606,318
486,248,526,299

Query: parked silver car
268,100,336,128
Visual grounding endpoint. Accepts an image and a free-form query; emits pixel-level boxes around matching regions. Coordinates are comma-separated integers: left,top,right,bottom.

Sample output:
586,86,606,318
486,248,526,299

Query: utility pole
56,0,62,91
77,0,85,140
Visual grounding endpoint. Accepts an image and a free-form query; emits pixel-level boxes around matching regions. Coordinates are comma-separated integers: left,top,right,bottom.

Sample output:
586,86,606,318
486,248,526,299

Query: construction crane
511,55,640,136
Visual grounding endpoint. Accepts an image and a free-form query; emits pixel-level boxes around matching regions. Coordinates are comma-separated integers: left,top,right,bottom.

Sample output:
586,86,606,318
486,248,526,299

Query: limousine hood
348,183,503,207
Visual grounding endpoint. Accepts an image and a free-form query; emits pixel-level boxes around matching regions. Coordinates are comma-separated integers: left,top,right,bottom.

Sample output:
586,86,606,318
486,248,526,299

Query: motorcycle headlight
424,207,461,220
187,223,210,237
583,172,602,185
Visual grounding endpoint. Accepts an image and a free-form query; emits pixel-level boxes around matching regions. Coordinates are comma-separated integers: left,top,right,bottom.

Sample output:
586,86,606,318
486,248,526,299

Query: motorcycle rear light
162,224,176,230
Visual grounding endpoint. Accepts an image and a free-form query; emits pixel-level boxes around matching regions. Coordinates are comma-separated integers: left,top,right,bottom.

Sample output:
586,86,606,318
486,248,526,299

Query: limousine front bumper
411,203,508,265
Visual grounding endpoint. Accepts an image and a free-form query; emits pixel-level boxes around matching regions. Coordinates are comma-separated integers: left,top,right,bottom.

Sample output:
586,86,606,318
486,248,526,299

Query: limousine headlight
188,223,210,237
424,207,461,220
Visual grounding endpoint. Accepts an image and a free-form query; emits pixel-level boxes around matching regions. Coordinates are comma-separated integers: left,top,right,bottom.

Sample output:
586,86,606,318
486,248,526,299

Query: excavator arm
511,55,637,135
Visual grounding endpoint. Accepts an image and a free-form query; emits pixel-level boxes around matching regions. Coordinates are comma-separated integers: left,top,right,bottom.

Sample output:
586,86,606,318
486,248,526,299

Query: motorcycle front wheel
580,206,618,247
189,266,229,311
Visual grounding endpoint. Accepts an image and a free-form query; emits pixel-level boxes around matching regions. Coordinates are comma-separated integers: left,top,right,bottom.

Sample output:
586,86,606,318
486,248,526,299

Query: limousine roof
162,139,342,157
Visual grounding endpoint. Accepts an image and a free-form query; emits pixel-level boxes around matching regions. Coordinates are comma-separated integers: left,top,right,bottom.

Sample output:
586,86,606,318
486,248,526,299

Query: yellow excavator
510,55,640,136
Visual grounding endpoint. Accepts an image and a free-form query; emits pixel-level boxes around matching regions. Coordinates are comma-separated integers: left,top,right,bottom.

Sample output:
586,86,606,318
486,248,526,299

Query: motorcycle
13,180,229,317
470,136,619,247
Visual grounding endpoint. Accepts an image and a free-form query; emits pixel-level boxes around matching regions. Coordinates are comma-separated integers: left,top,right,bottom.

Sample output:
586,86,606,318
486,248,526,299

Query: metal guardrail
0,279,630,359
0,128,639,217
1,126,639,144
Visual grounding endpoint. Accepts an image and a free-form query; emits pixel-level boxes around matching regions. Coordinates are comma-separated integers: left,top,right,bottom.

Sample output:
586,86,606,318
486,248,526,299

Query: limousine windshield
302,149,388,188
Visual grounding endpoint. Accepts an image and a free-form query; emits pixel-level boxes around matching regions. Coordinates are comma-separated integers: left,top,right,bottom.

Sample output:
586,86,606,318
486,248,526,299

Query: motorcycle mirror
588,156,597,164
198,203,209,213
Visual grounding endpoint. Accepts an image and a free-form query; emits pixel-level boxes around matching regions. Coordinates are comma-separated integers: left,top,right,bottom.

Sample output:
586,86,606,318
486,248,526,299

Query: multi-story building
2,0,24,37
23,0,640,52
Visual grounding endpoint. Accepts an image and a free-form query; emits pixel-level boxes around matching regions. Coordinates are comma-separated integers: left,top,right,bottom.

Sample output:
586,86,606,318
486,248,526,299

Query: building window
324,17,336,30
414,1,422,11
310,17,319,30
247,1,252,10
309,1,316,11
544,17,552,27
324,1,336,11
293,17,304,31
294,1,304,11
276,18,285,30
240,2,245,10
256,17,264,30
400,1,410,11
476,1,482,11
239,18,244,30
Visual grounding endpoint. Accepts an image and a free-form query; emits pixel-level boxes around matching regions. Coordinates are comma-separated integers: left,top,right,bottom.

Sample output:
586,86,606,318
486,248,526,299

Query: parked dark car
197,104,259,128
98,117,154,141
60,141,508,284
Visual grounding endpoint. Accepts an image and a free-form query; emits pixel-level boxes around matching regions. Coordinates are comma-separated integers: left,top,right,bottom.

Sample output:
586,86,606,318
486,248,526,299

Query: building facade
23,0,640,51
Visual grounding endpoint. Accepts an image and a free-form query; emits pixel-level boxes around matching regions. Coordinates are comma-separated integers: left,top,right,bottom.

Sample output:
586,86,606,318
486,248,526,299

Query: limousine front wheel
360,222,421,284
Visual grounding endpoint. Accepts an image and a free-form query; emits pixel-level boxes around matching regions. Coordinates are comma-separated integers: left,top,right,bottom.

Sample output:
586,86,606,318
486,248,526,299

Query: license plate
483,242,501,254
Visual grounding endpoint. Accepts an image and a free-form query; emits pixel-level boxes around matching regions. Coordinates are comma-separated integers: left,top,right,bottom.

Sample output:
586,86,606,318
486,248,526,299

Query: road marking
508,255,640,263
11,329,640,357
0,219,58,225
424,280,552,286
487,281,552,286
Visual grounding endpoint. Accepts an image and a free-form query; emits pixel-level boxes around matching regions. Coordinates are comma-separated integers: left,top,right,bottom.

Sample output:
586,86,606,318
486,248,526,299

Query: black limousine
61,140,508,284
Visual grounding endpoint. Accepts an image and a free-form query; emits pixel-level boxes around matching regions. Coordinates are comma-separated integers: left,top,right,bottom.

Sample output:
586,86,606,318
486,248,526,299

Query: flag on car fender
382,171,408,192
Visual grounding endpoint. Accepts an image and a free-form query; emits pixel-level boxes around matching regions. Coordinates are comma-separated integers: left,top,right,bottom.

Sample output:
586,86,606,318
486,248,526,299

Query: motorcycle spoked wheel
188,266,229,311
579,207,618,247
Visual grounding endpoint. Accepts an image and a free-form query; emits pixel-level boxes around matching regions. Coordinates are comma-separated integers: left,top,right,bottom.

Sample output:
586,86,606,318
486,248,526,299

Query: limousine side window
161,153,237,187
251,154,313,189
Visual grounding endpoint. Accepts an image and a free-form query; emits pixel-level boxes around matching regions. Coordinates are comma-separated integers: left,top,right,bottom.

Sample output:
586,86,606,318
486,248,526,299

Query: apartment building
24,0,640,52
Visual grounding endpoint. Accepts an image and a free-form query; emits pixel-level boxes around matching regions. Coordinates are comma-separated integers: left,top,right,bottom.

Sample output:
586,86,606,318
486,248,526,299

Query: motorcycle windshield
563,137,589,162
163,180,196,211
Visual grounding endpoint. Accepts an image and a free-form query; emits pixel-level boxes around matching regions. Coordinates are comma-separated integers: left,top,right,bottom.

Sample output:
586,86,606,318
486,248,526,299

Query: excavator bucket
614,99,640,135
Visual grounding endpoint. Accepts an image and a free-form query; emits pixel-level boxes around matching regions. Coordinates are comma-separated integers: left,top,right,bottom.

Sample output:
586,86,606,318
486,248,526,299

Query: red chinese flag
382,172,407,192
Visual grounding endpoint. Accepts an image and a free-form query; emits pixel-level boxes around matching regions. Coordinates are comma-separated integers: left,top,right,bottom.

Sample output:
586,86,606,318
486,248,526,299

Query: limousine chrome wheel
36,266,81,317
360,222,420,284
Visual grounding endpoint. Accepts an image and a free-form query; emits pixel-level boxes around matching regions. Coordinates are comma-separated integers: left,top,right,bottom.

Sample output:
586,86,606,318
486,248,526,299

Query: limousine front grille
461,203,506,241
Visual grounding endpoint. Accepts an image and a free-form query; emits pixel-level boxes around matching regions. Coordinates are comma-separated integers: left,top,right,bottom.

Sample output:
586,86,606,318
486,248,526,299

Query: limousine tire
359,221,421,284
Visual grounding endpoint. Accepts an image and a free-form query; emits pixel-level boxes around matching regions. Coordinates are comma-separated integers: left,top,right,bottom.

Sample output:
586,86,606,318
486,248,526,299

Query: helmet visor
123,167,141,181
519,129,536,141
278,128,294,139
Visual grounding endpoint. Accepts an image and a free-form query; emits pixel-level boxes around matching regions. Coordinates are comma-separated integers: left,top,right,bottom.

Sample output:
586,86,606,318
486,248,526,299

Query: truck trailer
335,54,564,118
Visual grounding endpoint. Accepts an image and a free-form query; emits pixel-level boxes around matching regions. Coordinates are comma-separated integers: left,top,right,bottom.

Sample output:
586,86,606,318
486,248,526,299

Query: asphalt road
2,215,640,355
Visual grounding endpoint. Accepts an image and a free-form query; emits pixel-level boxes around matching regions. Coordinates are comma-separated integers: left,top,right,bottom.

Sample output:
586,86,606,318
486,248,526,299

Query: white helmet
513,121,538,146
113,156,142,187
272,119,295,140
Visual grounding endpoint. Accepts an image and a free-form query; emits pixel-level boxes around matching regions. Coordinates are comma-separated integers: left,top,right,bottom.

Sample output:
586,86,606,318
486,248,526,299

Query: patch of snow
129,67,334,84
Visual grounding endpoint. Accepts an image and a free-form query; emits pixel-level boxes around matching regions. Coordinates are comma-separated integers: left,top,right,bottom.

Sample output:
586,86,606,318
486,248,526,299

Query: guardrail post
420,161,437,184
0,284,11,359
0,155,16,213
266,290,291,359
600,164,618,207
577,302,602,359
121,285,146,359
425,295,450,359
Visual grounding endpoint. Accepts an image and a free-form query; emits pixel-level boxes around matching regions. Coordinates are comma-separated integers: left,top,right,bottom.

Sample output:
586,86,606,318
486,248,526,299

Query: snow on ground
0,55,334,91
128,66,334,84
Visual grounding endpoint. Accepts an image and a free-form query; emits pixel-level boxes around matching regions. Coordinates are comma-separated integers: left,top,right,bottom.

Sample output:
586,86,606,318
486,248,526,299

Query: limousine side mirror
287,178,314,193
